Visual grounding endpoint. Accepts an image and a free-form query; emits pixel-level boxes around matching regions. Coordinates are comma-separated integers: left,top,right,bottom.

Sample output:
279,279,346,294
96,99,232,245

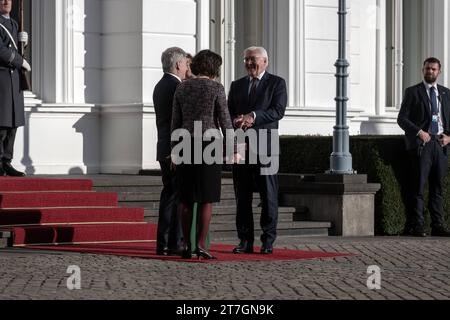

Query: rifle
18,0,31,91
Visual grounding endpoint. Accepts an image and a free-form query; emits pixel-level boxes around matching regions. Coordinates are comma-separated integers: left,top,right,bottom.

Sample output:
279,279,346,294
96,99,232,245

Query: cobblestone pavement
0,236,449,301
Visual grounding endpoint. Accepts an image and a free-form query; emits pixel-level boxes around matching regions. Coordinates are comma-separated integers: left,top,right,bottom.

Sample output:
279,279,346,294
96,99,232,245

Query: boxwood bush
279,136,450,235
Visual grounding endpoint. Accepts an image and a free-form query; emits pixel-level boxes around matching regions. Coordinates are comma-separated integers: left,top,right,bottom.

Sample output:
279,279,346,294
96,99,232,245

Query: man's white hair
161,47,187,73
244,46,269,60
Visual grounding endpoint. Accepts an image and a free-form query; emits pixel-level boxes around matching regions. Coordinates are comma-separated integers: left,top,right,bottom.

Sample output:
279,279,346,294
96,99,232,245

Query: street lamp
329,0,354,174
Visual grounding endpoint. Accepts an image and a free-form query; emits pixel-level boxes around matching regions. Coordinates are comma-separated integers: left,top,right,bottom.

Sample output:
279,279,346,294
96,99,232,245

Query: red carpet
0,178,92,192
0,191,118,208
24,242,351,263
0,207,144,226
0,177,148,247
1,177,352,263
12,223,157,246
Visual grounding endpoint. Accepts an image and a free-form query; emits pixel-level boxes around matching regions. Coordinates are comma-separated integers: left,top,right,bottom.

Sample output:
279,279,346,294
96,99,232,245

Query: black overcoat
0,15,25,128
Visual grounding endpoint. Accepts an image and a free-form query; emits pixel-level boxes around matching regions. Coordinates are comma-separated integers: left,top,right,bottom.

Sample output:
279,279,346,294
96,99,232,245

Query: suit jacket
153,73,181,162
0,15,25,128
398,82,450,151
228,72,287,157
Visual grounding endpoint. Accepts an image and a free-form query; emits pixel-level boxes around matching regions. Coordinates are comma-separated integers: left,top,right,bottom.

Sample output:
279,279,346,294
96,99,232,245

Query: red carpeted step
0,178,93,192
0,207,145,226
0,192,118,209
11,223,157,246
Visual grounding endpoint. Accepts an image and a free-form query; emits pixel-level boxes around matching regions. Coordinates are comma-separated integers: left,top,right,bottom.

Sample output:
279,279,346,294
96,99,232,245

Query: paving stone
0,237,449,300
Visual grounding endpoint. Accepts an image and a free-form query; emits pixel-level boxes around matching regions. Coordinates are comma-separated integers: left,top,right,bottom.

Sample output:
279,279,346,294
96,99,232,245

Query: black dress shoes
410,228,427,237
232,241,254,254
431,226,450,237
0,166,5,176
404,226,427,237
2,162,25,177
181,244,193,259
260,244,273,255
156,247,183,256
156,247,170,256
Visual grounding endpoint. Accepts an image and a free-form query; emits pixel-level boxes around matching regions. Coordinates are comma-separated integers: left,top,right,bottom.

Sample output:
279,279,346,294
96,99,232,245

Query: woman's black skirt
175,138,223,203
177,163,222,203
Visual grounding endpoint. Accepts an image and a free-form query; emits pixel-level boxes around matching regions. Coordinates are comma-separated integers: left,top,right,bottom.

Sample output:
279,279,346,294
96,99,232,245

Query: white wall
101,0,200,173
15,0,102,174
19,0,441,174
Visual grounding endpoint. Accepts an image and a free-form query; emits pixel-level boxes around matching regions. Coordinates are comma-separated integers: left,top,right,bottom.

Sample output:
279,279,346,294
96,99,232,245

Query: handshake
234,113,255,130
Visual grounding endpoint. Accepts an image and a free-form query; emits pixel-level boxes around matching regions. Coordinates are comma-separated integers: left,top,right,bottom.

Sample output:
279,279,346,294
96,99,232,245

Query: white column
393,0,403,109
422,0,449,87
263,0,290,97
224,0,235,91
196,0,210,52
376,0,386,115
32,0,76,103
288,0,304,109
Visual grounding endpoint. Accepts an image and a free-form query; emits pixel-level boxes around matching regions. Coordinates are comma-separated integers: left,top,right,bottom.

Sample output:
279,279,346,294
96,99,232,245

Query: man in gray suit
0,0,30,176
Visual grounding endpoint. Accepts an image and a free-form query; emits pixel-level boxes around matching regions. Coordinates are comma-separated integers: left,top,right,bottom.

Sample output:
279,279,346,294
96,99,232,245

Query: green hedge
279,136,450,235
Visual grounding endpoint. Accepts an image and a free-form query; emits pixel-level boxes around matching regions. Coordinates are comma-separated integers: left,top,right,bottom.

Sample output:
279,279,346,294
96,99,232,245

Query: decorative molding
289,0,305,108
421,0,449,86
393,0,403,109
196,0,210,52
224,0,235,92
375,0,387,115
32,0,76,104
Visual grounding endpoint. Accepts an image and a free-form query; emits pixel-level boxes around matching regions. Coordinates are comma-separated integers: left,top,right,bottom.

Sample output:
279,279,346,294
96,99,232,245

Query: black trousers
0,127,17,162
157,160,182,250
409,138,447,229
233,163,279,246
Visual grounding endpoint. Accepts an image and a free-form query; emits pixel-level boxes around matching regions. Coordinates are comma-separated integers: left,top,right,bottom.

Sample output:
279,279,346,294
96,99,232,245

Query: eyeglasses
244,56,262,63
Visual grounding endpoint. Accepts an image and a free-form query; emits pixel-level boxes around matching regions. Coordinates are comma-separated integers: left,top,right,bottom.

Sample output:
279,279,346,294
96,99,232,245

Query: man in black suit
0,0,30,177
153,47,188,255
228,46,288,254
398,57,450,237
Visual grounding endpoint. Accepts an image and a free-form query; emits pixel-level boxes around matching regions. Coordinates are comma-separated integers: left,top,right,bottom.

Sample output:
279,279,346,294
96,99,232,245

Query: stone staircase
91,174,331,240
0,174,331,245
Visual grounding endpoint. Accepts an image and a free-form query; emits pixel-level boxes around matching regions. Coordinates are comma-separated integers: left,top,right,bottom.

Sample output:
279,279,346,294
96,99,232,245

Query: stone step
211,228,329,240
210,220,331,232
114,191,251,202
117,192,161,202
91,176,234,187
143,218,330,240
144,212,295,223
95,184,237,194
212,213,295,223
95,186,164,193
119,198,261,210
210,221,331,240
142,206,296,218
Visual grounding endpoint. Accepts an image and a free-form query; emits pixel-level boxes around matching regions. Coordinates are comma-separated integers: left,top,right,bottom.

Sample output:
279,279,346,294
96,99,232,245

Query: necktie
249,78,259,107
430,87,439,135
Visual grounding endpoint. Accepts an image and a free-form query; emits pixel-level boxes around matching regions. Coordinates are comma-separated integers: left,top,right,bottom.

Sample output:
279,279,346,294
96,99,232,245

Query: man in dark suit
0,0,30,177
153,47,188,255
398,57,450,237
228,46,288,254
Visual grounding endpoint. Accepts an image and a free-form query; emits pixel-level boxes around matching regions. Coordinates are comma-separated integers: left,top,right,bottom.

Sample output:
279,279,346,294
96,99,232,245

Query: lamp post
329,0,354,174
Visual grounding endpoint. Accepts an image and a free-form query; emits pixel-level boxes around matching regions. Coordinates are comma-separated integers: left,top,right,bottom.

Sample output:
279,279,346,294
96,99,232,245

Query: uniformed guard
0,0,30,176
